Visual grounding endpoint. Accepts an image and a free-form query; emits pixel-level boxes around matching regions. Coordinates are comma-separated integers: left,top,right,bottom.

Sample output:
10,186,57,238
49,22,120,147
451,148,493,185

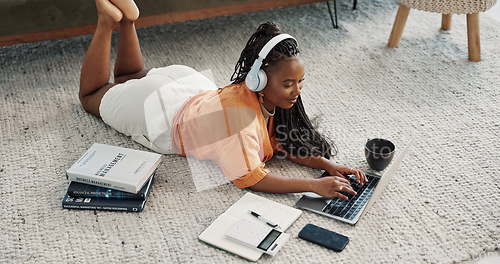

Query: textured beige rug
1,0,499,263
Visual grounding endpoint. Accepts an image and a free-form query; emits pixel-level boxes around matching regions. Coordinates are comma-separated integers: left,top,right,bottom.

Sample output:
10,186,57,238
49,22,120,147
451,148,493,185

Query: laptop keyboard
321,173,380,221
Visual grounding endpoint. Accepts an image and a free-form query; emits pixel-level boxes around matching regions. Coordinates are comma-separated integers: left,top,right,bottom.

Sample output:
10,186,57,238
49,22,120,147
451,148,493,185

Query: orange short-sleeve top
171,82,280,188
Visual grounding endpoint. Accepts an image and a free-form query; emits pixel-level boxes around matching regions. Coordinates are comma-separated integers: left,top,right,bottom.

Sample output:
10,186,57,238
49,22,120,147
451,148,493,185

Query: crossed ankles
95,0,139,23
95,0,123,22
109,0,139,21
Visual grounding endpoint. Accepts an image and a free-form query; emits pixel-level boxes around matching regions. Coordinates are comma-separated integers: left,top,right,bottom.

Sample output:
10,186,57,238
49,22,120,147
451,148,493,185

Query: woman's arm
283,152,367,185
249,172,357,199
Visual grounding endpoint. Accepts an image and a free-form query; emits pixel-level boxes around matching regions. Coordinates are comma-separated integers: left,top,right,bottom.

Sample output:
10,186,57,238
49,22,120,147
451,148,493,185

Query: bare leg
113,18,149,83
79,0,122,117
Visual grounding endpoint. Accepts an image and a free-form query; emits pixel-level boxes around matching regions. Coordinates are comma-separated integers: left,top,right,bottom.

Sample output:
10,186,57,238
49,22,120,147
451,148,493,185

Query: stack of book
62,143,162,212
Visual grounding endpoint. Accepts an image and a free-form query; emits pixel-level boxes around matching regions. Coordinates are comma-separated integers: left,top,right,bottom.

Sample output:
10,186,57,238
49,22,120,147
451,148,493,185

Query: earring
258,93,264,104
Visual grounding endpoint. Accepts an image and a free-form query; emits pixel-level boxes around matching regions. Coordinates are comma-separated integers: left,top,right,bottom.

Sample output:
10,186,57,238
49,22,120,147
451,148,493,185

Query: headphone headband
257,33,297,62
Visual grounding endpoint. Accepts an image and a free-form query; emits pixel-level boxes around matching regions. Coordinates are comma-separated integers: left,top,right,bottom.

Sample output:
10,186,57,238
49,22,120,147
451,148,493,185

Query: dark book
62,176,154,212
67,170,157,200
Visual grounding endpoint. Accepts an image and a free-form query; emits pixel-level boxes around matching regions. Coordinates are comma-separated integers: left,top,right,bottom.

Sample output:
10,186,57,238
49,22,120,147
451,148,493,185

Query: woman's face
261,56,305,111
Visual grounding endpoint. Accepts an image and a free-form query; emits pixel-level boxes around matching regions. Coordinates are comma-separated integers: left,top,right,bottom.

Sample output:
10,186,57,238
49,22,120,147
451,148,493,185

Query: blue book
66,170,157,200
62,176,154,212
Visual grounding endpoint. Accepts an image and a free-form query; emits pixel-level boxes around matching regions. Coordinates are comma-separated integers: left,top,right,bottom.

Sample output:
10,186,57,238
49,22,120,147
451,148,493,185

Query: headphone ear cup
245,66,260,91
254,69,267,92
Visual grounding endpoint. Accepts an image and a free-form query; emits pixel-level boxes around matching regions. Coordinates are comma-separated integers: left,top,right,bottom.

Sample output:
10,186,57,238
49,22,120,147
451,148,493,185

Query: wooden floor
0,0,325,47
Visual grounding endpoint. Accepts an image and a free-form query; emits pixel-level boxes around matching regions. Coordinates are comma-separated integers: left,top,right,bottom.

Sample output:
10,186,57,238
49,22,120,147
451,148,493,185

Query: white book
199,193,302,261
66,143,162,194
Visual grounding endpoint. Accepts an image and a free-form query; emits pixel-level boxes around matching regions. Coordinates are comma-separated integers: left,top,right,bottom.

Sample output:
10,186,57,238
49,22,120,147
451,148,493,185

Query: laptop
296,139,413,225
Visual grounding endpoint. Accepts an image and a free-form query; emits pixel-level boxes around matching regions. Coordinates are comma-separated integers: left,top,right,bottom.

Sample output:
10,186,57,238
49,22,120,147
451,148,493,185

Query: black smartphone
298,224,349,252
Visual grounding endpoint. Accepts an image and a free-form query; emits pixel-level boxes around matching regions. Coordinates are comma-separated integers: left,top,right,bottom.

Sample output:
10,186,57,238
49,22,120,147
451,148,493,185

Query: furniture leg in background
326,1,338,28
325,0,360,29
386,0,496,62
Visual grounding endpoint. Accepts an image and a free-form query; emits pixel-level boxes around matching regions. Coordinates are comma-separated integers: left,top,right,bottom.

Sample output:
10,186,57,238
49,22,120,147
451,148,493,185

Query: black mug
365,138,396,171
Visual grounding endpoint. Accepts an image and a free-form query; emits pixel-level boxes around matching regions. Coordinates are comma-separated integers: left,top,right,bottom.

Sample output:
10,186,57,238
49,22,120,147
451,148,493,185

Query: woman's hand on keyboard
312,176,357,200
324,163,367,185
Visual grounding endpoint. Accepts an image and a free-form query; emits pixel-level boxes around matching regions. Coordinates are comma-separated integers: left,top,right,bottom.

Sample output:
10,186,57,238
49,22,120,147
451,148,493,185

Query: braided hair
231,22,336,160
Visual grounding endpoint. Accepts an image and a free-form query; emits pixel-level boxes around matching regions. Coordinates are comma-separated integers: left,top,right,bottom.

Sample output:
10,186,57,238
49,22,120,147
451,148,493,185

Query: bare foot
109,0,139,21
95,0,123,22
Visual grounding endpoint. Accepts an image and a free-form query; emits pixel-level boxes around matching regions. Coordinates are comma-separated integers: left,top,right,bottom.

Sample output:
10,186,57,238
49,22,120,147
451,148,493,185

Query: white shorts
99,65,218,154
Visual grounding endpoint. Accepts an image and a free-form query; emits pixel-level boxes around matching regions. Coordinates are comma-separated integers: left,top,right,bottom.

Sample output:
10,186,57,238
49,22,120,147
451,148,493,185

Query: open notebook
199,192,302,261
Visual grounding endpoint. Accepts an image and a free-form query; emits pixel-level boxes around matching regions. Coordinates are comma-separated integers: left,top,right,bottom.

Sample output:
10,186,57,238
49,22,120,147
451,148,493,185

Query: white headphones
245,33,297,92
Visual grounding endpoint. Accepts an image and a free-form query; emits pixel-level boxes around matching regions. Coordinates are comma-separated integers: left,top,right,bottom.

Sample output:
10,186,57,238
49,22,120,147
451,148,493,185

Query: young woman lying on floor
79,0,367,198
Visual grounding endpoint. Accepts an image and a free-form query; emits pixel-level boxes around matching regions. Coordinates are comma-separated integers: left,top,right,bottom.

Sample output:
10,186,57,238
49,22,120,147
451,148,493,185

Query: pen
248,210,281,229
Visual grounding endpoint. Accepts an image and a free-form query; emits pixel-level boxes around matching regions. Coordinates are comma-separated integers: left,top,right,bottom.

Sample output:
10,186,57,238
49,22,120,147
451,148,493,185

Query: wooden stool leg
467,13,481,62
388,4,411,48
441,14,452,30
